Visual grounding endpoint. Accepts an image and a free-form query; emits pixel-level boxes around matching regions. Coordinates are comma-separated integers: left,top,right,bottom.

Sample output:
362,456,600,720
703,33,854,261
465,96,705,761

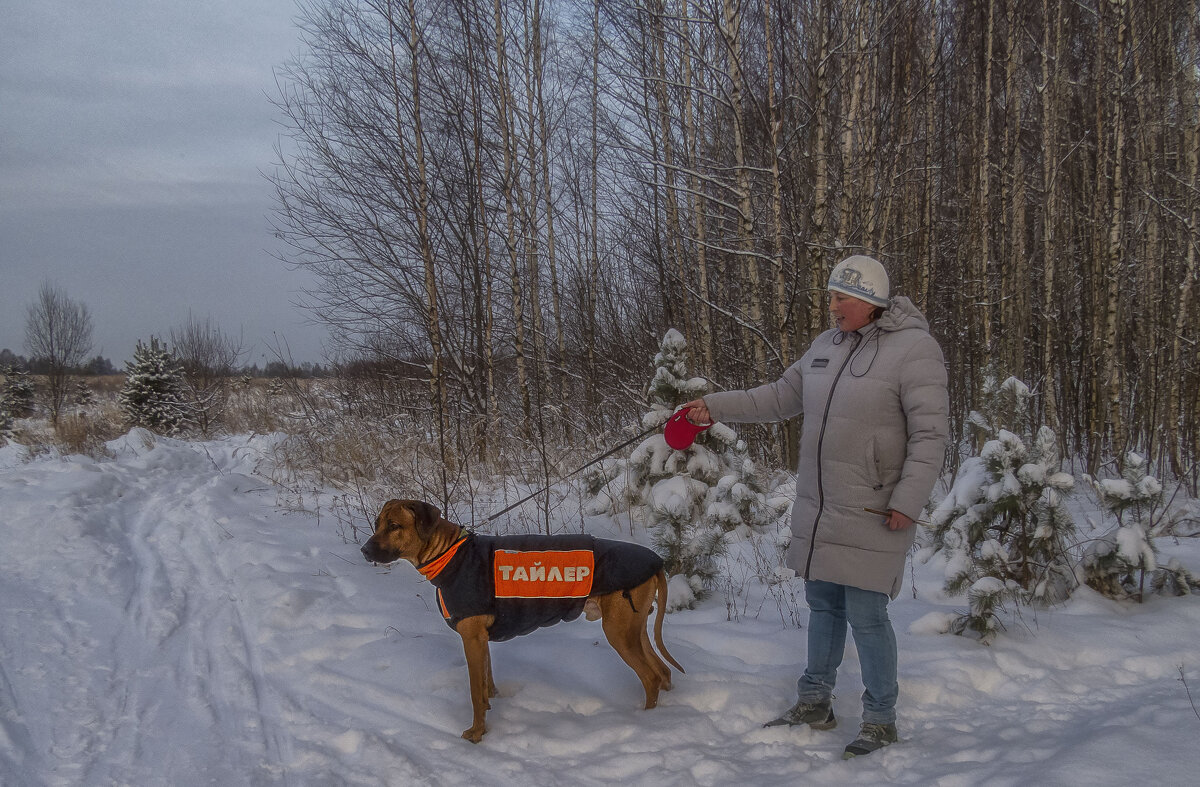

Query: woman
681,255,949,758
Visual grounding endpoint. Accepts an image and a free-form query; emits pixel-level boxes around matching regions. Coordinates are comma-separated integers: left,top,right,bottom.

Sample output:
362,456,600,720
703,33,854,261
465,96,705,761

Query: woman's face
828,291,877,332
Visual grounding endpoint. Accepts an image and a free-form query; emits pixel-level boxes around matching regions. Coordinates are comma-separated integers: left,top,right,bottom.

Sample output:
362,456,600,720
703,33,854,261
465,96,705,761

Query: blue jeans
796,579,898,725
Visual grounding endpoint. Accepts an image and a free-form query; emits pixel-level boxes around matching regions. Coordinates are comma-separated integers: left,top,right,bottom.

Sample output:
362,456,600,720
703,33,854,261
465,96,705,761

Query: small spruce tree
1,366,35,418
1082,452,1200,600
71,378,94,410
587,329,781,608
0,389,11,440
926,376,1076,640
119,337,191,435
1,366,35,439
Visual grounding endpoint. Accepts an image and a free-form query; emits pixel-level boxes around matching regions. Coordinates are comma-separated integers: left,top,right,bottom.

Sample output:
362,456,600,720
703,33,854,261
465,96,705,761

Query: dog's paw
461,725,486,743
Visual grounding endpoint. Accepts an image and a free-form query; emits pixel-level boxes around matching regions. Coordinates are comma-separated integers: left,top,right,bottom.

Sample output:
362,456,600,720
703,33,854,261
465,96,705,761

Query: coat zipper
804,331,861,578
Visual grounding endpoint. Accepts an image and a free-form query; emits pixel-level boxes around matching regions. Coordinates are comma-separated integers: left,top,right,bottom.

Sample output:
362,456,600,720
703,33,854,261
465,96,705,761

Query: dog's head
360,499,442,565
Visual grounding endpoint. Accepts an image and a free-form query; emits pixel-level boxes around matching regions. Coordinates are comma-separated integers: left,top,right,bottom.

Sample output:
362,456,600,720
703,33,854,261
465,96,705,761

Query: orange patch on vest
493,550,595,598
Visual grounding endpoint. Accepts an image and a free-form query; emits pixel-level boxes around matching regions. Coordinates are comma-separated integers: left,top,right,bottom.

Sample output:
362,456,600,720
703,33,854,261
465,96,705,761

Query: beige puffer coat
703,297,949,597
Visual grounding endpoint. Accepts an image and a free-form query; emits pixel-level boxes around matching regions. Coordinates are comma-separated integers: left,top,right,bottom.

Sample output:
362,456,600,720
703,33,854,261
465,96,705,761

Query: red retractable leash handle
664,407,713,450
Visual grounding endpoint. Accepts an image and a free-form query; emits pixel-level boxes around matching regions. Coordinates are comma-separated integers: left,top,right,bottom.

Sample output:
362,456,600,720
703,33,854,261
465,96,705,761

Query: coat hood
874,295,929,333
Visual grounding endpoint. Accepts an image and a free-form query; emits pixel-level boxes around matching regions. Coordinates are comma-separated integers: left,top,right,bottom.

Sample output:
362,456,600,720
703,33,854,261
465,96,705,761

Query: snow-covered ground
2,430,1199,786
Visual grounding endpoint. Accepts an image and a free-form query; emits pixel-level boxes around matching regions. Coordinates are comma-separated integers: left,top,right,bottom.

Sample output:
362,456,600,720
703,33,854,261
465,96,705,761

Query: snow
650,476,706,518
1115,524,1156,570
1098,478,1137,500
970,576,1007,595
930,457,989,517
3,431,1200,786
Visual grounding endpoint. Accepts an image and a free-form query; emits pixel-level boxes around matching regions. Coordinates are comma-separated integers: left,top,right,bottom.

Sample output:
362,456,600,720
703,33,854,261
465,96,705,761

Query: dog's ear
410,500,442,538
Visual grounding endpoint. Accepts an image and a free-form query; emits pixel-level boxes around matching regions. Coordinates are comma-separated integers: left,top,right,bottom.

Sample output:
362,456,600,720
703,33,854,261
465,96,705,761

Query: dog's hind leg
625,578,673,690
600,591,663,709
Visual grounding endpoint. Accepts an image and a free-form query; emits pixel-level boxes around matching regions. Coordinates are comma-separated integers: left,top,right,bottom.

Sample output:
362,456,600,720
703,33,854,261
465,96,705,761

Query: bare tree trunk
1102,0,1130,463
650,0,691,351
975,0,996,363
838,2,865,240
1039,0,1062,432
808,0,834,339
585,0,601,413
536,37,569,424
919,0,938,308
389,0,449,499
680,0,715,374
452,0,497,460
1001,0,1027,380
763,0,798,464
522,0,550,421
1169,3,1200,477
493,0,532,432
720,0,765,376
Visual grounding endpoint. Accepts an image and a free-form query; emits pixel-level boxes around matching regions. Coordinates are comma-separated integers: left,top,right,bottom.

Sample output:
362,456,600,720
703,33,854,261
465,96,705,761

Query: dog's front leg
456,615,494,743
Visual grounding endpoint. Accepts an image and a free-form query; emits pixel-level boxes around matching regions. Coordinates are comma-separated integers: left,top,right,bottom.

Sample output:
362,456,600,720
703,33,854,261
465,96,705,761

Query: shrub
1082,452,1200,600
925,376,1076,641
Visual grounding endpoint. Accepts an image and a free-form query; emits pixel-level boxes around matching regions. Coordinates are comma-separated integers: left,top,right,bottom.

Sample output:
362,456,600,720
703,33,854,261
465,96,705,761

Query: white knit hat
827,255,890,308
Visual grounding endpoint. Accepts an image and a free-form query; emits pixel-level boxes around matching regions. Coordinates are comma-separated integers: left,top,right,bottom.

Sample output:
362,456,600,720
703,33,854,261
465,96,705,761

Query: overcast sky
0,0,328,367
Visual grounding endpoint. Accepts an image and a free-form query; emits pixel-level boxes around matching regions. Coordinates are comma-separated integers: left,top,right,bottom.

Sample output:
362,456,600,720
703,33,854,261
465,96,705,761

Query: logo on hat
832,266,874,297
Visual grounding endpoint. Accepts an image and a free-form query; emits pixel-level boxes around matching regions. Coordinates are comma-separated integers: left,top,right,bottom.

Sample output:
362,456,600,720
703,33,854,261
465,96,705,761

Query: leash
482,424,658,524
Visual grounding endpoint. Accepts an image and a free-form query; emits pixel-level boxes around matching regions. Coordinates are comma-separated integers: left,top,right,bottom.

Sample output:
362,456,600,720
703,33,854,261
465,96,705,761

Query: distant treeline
0,349,330,379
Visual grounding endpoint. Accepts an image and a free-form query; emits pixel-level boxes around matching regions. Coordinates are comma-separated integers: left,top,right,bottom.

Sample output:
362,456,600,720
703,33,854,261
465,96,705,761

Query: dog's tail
653,570,685,673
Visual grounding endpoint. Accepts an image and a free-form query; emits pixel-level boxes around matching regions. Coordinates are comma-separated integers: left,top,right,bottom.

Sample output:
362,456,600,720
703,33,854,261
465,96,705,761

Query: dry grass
4,375,306,456
8,400,126,460
52,407,127,458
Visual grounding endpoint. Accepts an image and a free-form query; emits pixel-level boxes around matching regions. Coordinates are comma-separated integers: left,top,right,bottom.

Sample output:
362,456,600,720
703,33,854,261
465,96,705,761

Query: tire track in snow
101,440,296,786
0,435,296,786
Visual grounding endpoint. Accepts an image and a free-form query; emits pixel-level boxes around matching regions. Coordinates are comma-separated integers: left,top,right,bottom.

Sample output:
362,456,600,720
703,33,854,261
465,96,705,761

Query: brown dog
361,499,684,742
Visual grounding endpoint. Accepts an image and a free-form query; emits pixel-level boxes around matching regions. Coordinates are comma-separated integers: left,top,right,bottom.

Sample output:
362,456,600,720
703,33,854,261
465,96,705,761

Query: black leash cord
482,424,658,524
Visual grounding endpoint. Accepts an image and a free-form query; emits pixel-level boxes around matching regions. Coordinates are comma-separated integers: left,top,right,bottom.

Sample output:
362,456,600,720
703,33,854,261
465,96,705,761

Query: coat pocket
866,435,884,490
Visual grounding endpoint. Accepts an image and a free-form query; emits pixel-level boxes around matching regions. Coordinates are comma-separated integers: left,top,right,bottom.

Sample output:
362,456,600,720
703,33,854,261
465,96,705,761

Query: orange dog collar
419,534,468,580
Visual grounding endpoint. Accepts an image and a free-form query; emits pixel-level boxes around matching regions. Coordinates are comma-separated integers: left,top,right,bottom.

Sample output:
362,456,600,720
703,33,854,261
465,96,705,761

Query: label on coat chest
493,549,595,598
811,358,829,368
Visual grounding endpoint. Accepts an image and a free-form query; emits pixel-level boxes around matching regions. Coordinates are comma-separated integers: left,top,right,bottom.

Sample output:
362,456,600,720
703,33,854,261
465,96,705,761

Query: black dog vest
422,533,664,641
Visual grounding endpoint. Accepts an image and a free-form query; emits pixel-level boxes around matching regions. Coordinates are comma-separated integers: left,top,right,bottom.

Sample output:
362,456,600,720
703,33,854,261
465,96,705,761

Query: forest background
268,0,1199,505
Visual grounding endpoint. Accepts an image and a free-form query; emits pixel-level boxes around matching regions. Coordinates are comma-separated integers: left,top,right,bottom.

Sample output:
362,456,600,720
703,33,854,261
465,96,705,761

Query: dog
361,499,684,742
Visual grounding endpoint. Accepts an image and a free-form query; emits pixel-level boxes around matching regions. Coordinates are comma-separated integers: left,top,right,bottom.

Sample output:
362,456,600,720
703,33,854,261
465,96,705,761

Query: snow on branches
925,376,1076,641
585,329,784,609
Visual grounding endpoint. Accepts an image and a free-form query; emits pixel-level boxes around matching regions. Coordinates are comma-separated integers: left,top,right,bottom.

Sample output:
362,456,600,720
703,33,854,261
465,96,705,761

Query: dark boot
842,722,898,758
763,698,837,730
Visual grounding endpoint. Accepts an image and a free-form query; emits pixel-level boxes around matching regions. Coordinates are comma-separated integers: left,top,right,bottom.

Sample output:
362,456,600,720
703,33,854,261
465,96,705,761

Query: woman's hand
886,509,914,531
679,398,712,426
